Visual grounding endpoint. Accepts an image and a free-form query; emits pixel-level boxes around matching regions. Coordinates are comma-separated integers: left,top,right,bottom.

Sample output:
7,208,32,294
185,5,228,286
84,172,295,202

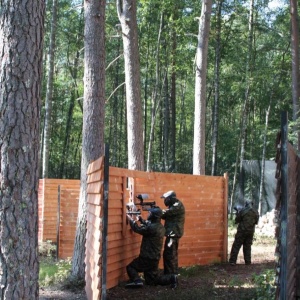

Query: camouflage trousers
163,237,179,274
229,229,254,264
126,256,159,284
126,255,173,286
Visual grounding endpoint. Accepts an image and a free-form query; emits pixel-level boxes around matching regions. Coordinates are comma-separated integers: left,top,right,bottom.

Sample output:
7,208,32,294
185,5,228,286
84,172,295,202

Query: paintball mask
245,200,253,208
147,207,163,221
161,190,176,207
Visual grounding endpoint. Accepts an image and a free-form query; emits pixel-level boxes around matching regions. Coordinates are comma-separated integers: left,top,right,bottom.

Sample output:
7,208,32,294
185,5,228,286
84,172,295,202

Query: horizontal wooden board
87,203,101,217
87,170,103,184
87,181,103,194
87,193,102,206
87,156,104,175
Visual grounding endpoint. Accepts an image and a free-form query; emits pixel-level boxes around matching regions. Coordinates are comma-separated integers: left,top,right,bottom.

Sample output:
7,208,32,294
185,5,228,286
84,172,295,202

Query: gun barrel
126,211,141,215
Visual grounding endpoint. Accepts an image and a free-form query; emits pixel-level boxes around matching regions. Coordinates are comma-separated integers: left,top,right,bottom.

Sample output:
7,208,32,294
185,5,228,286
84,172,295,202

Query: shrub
252,269,276,300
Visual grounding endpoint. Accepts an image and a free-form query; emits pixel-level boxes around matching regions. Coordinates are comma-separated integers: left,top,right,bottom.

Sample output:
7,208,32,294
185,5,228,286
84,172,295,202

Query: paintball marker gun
126,194,157,217
135,194,156,210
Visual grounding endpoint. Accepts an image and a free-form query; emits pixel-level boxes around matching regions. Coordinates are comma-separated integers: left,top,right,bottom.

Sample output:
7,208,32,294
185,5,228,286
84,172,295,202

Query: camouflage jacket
161,199,185,238
129,219,165,260
235,206,259,233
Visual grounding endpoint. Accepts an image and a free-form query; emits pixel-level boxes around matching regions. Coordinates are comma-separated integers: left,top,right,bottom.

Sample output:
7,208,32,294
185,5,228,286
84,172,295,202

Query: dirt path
39,236,276,300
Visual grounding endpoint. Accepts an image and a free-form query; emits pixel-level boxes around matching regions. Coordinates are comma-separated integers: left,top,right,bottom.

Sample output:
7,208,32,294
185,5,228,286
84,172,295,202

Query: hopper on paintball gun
126,194,157,217
135,194,156,210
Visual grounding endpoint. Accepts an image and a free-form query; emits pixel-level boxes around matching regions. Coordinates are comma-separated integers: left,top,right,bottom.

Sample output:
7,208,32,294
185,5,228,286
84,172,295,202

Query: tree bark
211,0,223,176
146,12,164,172
117,0,144,170
43,0,58,178
71,0,106,280
193,0,212,175
60,27,83,178
230,0,255,211
290,0,300,150
0,1,45,298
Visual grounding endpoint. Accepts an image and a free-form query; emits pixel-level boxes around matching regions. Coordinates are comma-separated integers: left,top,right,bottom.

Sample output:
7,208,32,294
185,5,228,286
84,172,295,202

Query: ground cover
39,234,276,300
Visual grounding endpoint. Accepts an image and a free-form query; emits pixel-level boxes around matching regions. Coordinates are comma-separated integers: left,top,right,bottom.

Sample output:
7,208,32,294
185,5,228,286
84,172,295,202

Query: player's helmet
147,207,163,221
161,190,177,207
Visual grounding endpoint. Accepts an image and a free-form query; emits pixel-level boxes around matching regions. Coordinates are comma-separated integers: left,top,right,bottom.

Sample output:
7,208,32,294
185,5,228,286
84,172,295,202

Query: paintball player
229,200,259,265
126,207,178,288
161,191,185,275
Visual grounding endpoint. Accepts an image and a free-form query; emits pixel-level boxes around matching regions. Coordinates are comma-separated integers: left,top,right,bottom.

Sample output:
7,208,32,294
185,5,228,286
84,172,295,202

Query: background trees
41,0,292,208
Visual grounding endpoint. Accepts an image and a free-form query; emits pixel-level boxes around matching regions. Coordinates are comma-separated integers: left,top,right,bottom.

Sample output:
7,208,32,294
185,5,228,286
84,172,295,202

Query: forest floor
39,235,276,300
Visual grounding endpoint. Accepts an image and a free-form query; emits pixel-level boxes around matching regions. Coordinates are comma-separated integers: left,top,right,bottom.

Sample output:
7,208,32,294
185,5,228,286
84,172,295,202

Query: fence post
102,144,109,300
280,111,288,300
56,185,61,261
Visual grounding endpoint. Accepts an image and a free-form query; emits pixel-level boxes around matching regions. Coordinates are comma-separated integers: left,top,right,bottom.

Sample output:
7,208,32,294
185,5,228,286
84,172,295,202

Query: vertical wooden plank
280,111,288,300
102,145,109,300
56,185,60,260
122,176,127,237
223,173,228,262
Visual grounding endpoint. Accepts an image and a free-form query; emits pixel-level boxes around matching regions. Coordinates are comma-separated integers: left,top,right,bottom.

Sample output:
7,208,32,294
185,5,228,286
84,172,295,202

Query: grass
39,256,72,287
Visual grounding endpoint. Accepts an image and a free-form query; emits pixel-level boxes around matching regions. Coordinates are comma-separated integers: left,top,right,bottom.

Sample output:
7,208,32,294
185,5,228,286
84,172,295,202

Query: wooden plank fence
85,156,228,299
38,178,80,259
275,112,300,299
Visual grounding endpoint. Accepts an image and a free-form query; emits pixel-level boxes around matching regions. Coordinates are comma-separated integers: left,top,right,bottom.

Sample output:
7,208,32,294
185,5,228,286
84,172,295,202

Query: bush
39,258,72,287
252,269,276,300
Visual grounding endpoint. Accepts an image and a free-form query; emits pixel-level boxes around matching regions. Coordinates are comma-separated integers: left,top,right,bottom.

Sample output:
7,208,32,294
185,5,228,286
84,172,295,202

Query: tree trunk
170,8,178,172
60,47,82,178
0,1,45,298
193,0,213,175
231,0,255,210
211,0,223,176
117,0,144,170
71,0,106,281
146,12,164,172
290,0,300,150
258,102,271,216
43,0,58,178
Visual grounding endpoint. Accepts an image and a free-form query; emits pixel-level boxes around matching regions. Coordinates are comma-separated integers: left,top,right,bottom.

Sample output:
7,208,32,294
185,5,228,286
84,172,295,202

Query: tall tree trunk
117,0,144,170
193,0,213,175
211,0,223,176
230,0,255,210
163,70,169,172
170,6,178,172
60,47,82,178
290,0,300,150
71,0,106,280
0,1,45,298
258,101,271,216
146,12,164,172
42,0,58,178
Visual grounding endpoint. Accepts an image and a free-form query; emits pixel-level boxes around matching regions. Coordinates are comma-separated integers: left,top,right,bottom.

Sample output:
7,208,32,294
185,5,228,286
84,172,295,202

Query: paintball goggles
233,205,243,214
126,194,156,217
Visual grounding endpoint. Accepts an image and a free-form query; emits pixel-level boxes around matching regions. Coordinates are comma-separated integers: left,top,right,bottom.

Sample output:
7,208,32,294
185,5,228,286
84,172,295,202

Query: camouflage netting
255,209,277,237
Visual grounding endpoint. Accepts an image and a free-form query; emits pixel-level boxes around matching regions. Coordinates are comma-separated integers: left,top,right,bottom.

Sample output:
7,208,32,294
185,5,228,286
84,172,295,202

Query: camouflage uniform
126,217,165,285
229,203,259,265
161,198,185,274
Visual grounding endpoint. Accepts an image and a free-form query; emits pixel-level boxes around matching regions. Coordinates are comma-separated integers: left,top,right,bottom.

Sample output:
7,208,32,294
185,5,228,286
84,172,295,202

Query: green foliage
39,258,72,287
252,269,276,300
39,241,56,257
42,1,293,180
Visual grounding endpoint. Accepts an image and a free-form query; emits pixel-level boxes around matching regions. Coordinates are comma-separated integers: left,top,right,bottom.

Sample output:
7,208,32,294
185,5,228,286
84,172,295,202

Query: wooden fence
275,112,300,299
38,178,80,258
85,156,229,299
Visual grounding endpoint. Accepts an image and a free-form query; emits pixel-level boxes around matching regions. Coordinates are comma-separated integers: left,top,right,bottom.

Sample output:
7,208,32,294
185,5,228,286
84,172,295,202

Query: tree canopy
41,0,293,202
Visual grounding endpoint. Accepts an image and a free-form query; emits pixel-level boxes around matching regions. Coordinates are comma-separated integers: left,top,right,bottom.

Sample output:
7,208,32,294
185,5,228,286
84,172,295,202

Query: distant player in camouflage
161,191,185,275
229,200,259,265
126,207,178,289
